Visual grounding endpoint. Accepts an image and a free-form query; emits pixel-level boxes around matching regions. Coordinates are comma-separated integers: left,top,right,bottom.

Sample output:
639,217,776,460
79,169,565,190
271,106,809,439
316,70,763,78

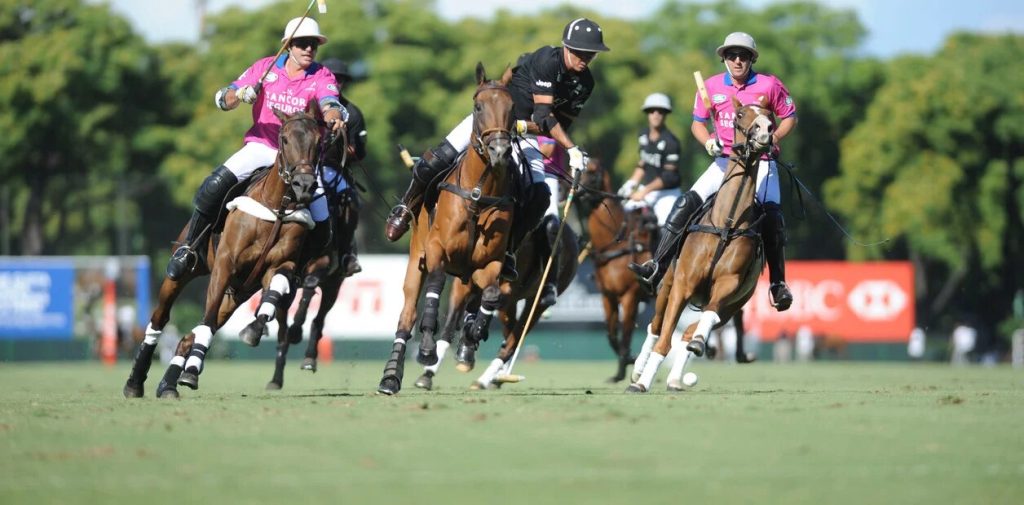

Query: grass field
1,359,1022,504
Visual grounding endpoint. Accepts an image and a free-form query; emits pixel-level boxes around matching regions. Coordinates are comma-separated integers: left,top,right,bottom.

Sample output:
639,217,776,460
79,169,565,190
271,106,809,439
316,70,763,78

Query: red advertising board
742,261,914,342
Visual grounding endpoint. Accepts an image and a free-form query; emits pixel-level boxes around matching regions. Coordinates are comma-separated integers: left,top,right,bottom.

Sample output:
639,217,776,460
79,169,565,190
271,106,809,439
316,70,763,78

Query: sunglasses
569,48,598,63
292,37,320,50
724,50,752,62
646,109,668,115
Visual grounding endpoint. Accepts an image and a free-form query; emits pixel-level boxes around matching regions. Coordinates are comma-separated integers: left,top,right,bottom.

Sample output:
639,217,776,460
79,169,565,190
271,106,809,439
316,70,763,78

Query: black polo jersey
324,96,367,167
508,46,595,132
637,127,681,189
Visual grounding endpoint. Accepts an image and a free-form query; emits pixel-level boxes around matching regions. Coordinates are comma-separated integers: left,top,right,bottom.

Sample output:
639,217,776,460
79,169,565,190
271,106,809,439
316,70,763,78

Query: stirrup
628,260,657,283
539,283,558,306
770,282,793,311
166,246,197,281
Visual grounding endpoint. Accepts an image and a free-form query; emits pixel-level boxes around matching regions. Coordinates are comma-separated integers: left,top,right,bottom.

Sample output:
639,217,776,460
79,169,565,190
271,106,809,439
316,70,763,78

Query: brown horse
377,63,516,395
122,108,322,399
628,97,774,393
410,218,579,390
577,157,654,382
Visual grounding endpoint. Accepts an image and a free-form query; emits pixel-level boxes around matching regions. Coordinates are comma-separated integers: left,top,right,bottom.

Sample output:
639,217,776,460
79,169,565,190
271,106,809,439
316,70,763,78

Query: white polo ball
682,372,699,387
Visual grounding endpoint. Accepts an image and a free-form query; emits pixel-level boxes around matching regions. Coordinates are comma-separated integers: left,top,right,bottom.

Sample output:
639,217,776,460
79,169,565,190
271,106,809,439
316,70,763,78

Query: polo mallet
494,166,583,384
256,0,328,88
693,70,718,143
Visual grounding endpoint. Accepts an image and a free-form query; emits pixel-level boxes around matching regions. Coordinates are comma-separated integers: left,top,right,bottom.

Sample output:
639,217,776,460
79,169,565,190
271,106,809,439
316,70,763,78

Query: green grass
1,360,1022,504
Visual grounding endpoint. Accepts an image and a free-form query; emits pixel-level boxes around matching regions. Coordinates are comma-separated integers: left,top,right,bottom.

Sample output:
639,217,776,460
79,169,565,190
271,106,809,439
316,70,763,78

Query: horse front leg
239,265,295,347
732,309,756,363
460,262,504,384
473,295,518,390
124,276,189,398
268,296,294,391
632,262,674,382
416,281,472,390
289,255,331,345
614,288,642,383
685,275,740,358
377,249,427,396
175,258,239,392
629,264,696,394
416,269,446,366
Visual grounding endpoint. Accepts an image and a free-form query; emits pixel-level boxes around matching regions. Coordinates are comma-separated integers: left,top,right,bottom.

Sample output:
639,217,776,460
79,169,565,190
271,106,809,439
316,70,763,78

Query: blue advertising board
0,259,75,339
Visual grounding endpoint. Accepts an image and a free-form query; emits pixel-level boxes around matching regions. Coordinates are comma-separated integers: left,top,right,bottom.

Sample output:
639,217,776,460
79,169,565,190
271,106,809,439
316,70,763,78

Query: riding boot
762,202,793,311
167,166,237,280
539,214,561,306
628,190,703,291
385,140,460,241
308,219,333,258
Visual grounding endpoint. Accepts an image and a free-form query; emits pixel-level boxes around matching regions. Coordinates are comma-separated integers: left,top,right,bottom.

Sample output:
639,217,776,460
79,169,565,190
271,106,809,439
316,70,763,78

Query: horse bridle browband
470,82,515,161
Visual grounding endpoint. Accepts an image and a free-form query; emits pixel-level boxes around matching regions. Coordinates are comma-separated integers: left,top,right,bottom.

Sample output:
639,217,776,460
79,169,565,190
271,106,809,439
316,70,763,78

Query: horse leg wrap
693,311,721,342
469,286,502,343
632,326,658,382
184,325,213,374
636,352,666,391
424,339,450,374
382,330,412,379
157,355,186,395
257,274,291,319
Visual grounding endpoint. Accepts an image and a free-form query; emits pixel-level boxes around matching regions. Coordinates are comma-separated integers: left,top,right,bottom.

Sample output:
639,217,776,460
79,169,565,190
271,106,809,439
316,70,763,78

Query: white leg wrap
185,325,213,371
632,324,658,382
693,311,721,342
667,349,694,386
476,358,505,387
170,355,186,367
637,352,665,390
257,301,277,319
269,273,291,296
144,323,161,345
424,340,450,374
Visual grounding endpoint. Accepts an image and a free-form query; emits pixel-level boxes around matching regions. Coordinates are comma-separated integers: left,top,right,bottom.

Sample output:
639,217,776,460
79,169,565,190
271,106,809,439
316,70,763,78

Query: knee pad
194,166,238,216
665,190,703,235
413,140,460,184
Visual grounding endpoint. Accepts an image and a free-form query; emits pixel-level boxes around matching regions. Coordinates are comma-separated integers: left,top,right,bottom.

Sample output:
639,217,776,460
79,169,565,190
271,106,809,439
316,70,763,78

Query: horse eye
474,103,482,113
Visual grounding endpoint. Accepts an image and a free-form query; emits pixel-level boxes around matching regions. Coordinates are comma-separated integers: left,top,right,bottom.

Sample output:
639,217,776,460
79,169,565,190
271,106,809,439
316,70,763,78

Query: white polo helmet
641,93,672,112
282,17,327,45
716,32,758,61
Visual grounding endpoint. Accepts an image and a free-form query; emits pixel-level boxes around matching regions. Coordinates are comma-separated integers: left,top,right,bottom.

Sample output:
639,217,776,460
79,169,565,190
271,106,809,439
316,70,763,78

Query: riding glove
568,146,586,175
617,180,639,197
704,138,723,157
237,85,260,104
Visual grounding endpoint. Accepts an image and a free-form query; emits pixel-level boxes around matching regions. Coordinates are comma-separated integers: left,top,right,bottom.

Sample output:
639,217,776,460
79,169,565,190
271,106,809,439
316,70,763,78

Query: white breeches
223,142,278,182
690,158,780,205
622,188,682,226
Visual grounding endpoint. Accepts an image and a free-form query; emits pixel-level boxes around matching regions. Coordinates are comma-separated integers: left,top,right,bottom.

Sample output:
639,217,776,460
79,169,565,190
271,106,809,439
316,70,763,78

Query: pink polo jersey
537,135,567,177
232,55,340,149
693,71,796,158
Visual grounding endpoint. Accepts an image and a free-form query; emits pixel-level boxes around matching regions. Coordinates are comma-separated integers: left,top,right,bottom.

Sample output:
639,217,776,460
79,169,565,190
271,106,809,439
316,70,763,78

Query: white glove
567,145,586,175
236,84,259,104
704,138,723,157
617,180,638,197
515,120,528,135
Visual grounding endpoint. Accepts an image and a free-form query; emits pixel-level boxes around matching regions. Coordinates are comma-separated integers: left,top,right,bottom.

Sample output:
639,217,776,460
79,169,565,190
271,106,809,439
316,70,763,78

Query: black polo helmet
562,18,610,53
321,58,353,81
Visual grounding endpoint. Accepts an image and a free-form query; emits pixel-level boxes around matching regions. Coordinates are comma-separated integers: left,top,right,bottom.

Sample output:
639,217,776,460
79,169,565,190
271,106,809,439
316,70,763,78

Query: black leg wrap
156,364,183,398
378,330,411,395
123,342,157,398
184,344,208,374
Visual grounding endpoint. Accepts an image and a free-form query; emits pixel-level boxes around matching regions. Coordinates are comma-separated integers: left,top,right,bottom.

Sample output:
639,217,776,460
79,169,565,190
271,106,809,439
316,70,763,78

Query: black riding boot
628,190,703,291
763,202,793,311
384,140,460,242
166,166,237,280
538,214,561,306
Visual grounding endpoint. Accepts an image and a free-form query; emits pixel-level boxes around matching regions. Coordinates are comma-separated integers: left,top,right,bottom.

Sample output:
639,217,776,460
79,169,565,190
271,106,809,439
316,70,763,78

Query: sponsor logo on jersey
327,84,339,93
785,96,793,106
535,79,552,89
712,93,727,104
264,72,278,83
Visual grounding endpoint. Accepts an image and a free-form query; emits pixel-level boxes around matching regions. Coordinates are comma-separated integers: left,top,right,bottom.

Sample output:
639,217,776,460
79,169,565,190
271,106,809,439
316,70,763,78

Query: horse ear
476,62,486,85
758,96,768,108
731,95,743,111
272,107,288,123
305,100,316,117
499,64,513,86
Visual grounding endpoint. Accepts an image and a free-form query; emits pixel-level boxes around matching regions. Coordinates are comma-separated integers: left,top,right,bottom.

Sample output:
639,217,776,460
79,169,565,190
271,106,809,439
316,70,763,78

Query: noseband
732,104,773,160
470,83,514,161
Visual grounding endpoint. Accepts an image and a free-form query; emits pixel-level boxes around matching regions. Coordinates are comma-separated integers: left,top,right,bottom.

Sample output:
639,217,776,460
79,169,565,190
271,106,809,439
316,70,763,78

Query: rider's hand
328,118,345,134
567,146,586,175
617,180,638,197
704,138,723,157
236,84,260,104
515,120,528,135
629,190,646,202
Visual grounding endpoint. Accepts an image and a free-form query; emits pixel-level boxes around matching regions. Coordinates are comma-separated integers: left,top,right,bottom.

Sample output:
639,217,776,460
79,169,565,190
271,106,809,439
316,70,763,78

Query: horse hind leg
267,305,292,390
303,274,342,373
240,272,292,347
456,285,501,373
416,287,470,390
289,272,321,346
123,323,164,398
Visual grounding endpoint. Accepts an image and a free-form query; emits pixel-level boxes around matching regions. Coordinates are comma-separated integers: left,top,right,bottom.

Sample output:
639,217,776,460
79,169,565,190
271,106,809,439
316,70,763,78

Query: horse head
272,106,322,206
470,62,514,170
730,95,775,167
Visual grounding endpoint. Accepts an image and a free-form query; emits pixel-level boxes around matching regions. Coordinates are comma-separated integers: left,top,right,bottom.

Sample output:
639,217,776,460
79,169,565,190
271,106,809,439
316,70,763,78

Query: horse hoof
737,352,757,364
416,348,438,367
454,344,476,372
239,323,264,347
469,381,486,390
300,358,317,372
455,362,474,373
706,345,718,360
414,372,434,390
607,372,626,383
287,325,303,345
123,382,144,398
377,376,401,396
266,382,282,391
630,372,642,383
686,339,705,357
177,371,199,390
667,380,684,392
625,383,648,394
157,387,179,399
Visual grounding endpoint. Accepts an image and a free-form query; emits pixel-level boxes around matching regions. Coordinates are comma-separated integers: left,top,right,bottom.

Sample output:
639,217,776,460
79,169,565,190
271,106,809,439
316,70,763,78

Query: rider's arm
773,116,797,145
532,94,576,150
691,119,713,147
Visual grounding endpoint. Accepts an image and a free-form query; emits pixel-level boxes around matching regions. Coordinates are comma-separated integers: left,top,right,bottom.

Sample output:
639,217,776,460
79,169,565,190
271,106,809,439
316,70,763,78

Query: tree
825,33,1024,341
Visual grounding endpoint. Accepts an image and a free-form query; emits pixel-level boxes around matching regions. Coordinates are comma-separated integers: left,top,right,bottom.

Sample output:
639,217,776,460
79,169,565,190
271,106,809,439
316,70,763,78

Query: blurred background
1,0,1022,366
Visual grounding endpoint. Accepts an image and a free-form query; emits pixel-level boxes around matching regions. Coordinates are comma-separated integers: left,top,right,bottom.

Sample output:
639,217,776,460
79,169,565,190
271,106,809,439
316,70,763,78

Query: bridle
469,82,515,162
275,114,321,186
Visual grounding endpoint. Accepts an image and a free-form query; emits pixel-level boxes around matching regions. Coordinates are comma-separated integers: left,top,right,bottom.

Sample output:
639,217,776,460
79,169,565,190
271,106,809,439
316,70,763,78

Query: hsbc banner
742,261,914,342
